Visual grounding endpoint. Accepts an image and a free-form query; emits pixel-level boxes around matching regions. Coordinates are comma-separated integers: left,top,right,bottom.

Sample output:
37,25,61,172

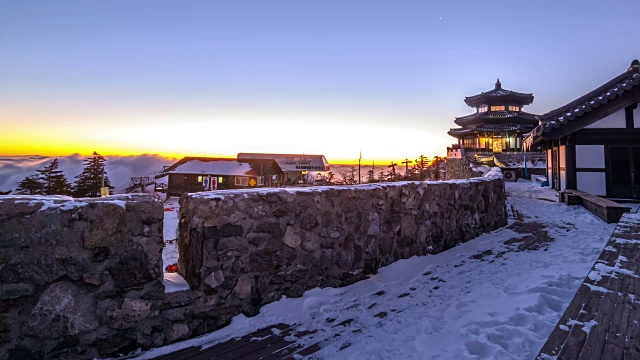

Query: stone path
537,212,640,360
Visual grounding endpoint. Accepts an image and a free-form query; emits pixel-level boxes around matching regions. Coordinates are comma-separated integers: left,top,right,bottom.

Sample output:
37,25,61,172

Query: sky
142,180,622,359
1,0,639,164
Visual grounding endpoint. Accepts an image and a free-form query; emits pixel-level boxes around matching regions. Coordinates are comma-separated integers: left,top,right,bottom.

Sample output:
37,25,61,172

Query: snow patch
163,273,190,293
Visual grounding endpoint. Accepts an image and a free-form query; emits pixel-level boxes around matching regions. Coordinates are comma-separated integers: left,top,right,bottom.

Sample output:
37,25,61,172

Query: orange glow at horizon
2,114,448,165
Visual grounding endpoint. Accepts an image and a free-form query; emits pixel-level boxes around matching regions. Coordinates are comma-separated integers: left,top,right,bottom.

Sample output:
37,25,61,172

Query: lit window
197,176,203,183
235,177,248,186
509,105,520,111
478,105,488,113
490,105,506,111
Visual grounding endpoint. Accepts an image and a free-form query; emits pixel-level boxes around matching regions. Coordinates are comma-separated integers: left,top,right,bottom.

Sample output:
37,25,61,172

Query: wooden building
163,157,285,197
448,80,539,156
237,153,330,184
524,60,640,199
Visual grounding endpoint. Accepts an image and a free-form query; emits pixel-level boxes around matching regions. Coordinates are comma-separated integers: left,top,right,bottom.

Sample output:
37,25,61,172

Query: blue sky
1,0,638,162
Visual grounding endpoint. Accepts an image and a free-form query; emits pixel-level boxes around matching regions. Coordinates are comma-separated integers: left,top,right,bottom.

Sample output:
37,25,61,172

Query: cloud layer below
0,154,177,193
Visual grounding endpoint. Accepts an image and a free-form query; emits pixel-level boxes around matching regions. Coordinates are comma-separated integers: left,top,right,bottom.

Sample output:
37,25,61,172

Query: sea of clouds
0,154,178,193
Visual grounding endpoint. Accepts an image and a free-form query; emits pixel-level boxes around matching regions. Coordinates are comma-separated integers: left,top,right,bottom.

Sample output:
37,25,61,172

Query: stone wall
446,157,484,180
0,175,507,359
0,195,165,359
178,176,507,319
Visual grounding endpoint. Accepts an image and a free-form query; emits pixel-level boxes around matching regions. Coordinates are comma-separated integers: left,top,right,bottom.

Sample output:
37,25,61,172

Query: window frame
235,177,249,186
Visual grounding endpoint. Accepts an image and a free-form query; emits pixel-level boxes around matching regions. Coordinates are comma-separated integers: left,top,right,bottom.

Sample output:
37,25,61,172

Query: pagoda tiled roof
524,60,640,149
454,110,539,126
464,79,534,108
448,124,533,137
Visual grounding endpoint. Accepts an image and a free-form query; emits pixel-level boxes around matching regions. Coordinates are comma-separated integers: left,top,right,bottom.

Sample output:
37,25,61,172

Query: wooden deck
152,323,312,360
151,318,366,360
537,212,640,360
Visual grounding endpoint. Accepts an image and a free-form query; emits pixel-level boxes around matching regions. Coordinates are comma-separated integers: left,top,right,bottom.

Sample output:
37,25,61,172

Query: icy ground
144,180,616,359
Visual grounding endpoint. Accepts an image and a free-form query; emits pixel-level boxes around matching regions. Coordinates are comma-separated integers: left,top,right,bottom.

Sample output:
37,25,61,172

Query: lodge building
448,80,539,156
161,157,285,197
237,153,330,185
525,59,640,199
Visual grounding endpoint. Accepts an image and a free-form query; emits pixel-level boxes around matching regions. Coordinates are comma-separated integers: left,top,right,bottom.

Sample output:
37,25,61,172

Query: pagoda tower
448,80,538,156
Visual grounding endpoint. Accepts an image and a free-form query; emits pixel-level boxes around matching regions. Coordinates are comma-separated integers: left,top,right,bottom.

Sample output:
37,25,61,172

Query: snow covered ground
144,180,617,360
162,199,180,269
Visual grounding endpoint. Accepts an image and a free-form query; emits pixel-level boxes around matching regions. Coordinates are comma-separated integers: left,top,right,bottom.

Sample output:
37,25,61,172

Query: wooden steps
537,213,640,359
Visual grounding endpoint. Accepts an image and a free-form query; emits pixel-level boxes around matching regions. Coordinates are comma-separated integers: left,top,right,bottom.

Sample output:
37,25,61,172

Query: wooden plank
601,332,625,360
542,229,621,359
623,278,640,359
559,284,610,360
539,214,640,360
241,328,318,360
152,346,203,360
186,324,293,359
539,284,593,358
234,337,296,359
261,329,319,360
622,238,640,360
578,269,624,360
538,241,620,358
213,326,298,360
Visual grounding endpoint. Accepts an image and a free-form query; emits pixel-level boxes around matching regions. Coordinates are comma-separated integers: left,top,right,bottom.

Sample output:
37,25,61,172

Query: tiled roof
524,60,640,149
464,79,535,107
454,110,539,126
448,124,532,136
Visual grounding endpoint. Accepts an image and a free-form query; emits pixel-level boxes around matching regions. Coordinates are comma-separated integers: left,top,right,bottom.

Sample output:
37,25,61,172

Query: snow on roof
167,160,254,176
237,153,330,171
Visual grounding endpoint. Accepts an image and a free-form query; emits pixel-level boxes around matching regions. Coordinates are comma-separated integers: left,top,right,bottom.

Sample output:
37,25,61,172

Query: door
492,137,503,153
608,146,640,199
552,147,560,190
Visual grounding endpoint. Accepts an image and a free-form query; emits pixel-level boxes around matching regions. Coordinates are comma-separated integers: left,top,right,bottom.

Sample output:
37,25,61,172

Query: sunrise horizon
2,1,638,188
0,149,440,168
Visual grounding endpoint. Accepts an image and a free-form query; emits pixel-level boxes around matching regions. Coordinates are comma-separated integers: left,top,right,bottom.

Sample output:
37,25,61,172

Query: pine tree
15,175,44,195
431,156,443,180
387,162,398,181
37,158,73,195
418,155,429,180
366,168,375,183
73,151,113,197
0,189,11,195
